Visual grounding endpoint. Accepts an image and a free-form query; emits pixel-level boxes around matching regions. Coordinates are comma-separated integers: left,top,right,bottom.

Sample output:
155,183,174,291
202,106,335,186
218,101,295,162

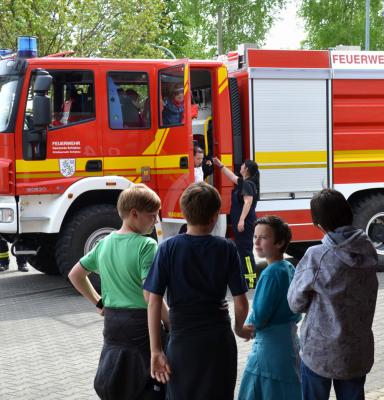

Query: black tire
27,236,60,275
352,193,384,272
287,242,318,262
56,204,121,282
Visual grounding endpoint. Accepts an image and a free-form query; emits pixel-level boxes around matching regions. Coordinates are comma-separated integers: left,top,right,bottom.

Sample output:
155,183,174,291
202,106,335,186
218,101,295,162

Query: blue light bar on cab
0,49,13,57
17,36,37,58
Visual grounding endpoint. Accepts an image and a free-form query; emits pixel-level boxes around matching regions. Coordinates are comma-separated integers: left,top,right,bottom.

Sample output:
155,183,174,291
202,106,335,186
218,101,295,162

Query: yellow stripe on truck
334,149,384,163
16,158,101,173
218,66,228,94
255,151,327,164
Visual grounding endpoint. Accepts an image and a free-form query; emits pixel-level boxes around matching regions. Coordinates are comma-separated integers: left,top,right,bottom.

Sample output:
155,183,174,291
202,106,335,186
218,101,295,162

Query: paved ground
0,258,383,399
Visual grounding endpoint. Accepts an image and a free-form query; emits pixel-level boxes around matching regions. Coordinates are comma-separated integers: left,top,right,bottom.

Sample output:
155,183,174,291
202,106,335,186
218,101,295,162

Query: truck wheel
352,193,384,271
286,242,315,262
27,237,60,275
56,204,121,282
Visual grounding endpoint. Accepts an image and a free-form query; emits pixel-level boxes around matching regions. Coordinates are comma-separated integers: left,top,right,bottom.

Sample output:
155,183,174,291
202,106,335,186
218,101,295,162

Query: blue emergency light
0,49,13,57
17,36,37,58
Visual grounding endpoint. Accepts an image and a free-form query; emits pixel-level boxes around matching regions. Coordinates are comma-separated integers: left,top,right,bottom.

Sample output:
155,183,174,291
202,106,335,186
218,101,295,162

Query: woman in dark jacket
214,158,260,288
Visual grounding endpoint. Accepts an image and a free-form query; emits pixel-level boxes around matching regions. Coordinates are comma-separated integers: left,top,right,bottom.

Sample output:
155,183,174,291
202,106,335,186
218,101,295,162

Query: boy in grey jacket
287,189,378,400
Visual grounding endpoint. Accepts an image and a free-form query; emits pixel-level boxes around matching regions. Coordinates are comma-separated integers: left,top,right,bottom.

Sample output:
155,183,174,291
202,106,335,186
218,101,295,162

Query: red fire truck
1,38,384,278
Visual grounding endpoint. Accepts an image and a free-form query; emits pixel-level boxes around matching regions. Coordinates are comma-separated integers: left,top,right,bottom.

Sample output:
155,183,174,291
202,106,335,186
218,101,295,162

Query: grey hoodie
287,226,378,379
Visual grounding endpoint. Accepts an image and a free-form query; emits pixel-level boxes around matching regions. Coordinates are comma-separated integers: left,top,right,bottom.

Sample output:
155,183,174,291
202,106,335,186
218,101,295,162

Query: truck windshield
0,74,19,132
0,58,25,133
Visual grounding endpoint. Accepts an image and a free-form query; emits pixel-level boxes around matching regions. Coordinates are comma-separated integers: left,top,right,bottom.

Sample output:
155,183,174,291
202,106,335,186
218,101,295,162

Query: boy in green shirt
69,183,166,400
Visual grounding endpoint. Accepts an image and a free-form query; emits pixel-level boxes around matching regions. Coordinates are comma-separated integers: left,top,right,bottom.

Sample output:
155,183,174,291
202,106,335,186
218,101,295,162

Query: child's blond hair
117,184,161,219
180,182,221,225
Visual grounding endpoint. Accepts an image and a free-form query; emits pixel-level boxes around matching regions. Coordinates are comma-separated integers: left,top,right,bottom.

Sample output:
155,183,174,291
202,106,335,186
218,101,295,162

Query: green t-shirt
80,232,158,309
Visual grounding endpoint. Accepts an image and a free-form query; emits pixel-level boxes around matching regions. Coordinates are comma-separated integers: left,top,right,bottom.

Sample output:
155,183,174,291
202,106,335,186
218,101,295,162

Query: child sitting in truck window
162,85,184,126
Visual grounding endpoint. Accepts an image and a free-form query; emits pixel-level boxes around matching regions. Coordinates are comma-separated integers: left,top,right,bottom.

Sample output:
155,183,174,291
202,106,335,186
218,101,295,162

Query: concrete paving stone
1,258,383,399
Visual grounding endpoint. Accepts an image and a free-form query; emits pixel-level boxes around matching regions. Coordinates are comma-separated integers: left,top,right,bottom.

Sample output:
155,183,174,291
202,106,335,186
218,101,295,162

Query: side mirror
32,95,51,128
34,74,52,92
32,72,52,128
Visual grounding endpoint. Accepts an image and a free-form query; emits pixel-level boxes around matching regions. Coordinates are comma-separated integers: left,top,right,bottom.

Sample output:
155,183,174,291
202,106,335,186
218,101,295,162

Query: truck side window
107,71,150,129
159,66,184,127
24,70,95,130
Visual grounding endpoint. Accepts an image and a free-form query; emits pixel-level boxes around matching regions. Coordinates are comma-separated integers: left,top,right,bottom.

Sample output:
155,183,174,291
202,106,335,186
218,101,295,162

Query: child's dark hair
255,215,292,253
194,146,204,156
180,182,221,225
244,160,260,200
310,189,353,232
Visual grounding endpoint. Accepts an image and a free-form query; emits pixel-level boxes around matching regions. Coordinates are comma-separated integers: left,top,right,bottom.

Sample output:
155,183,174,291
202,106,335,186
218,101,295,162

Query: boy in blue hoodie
288,189,378,400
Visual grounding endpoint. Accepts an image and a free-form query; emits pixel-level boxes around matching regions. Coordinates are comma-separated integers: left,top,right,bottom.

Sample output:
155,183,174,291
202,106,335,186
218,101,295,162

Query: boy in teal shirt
238,215,301,400
69,184,166,400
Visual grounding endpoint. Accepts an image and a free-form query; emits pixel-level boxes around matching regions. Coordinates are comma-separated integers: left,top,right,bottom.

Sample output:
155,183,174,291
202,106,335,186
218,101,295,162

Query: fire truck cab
0,39,236,277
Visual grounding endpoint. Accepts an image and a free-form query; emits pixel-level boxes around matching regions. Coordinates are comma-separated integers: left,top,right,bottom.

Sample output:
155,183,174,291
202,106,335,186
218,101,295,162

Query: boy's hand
151,351,171,383
213,157,222,167
235,324,255,341
237,219,245,232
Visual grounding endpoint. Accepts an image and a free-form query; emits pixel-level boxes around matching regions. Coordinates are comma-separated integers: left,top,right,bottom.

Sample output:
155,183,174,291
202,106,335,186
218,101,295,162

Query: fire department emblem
59,159,76,177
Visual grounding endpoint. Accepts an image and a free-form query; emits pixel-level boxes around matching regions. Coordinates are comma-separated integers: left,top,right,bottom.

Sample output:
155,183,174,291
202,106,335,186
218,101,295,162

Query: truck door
19,66,102,197
155,61,193,221
101,60,193,222
250,75,330,202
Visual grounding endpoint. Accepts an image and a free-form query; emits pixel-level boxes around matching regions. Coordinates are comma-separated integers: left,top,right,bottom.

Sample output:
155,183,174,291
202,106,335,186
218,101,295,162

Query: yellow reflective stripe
255,151,327,164
334,162,384,168
143,128,170,155
244,256,257,289
334,149,384,163
184,64,189,95
16,158,101,173
16,171,102,179
151,169,186,175
104,154,188,170
260,163,327,170
0,251,9,259
218,66,228,94
203,116,212,155
16,154,189,179
221,154,232,167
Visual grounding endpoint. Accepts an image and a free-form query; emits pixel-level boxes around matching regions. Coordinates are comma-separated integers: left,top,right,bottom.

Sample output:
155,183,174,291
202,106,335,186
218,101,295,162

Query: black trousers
94,308,165,400
166,304,237,400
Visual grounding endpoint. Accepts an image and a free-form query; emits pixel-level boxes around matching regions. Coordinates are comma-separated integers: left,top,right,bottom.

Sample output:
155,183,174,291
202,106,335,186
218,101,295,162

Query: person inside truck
119,88,142,128
194,146,213,183
213,158,260,289
162,85,184,126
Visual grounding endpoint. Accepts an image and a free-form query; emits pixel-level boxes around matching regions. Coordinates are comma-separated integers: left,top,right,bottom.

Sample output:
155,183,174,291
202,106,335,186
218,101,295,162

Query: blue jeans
301,360,366,400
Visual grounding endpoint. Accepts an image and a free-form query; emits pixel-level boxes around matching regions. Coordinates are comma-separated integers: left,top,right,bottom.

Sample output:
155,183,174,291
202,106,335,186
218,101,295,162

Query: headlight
0,208,14,223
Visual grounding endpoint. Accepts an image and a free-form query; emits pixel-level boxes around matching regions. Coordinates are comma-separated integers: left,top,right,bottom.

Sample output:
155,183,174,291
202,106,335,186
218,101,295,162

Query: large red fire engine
1,38,384,278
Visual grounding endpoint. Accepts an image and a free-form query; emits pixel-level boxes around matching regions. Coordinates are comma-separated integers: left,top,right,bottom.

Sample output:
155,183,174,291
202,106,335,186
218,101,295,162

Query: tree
161,0,287,58
299,0,384,50
0,0,166,58
195,0,288,56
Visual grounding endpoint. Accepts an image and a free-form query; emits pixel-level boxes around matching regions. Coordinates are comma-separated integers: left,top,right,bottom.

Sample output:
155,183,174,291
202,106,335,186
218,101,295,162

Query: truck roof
26,56,224,69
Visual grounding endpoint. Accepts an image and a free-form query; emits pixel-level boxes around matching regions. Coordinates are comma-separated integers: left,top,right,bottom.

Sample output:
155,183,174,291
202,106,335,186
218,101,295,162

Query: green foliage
299,0,384,50
0,0,287,59
162,0,287,58
0,0,165,57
